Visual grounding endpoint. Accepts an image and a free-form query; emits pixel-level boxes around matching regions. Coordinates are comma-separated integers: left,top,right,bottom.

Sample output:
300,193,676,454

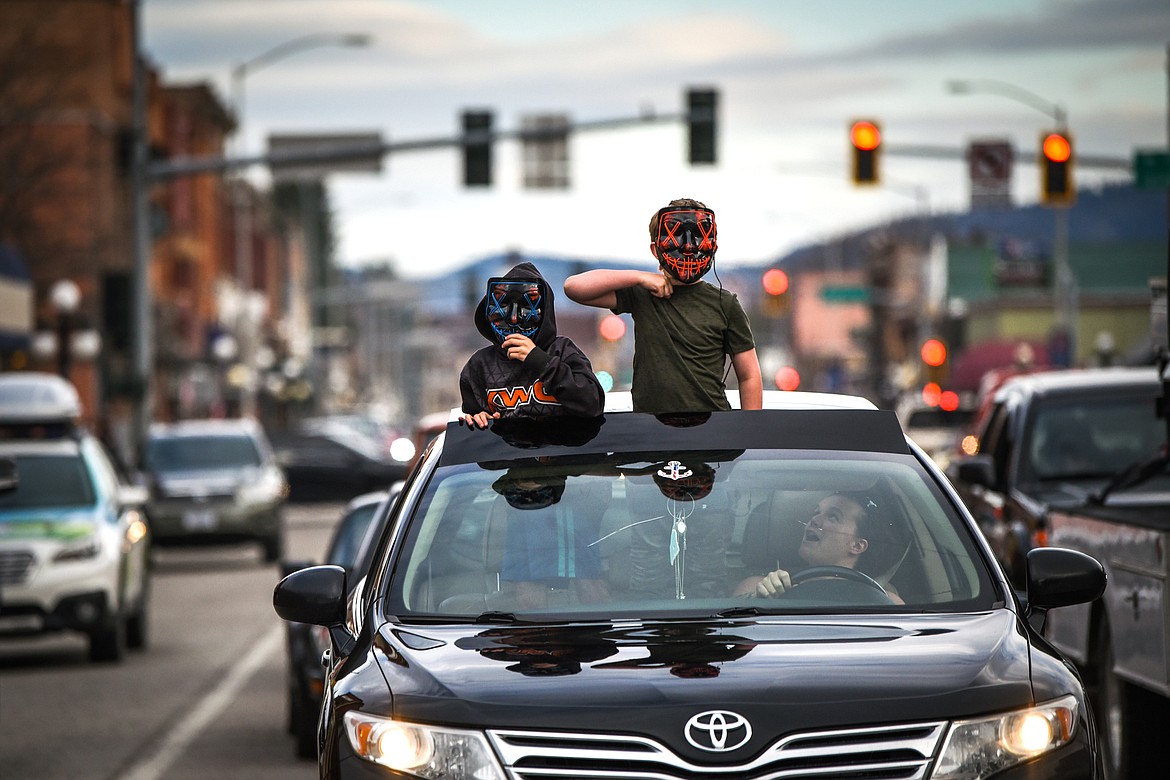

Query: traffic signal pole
146,106,704,181
129,86,716,460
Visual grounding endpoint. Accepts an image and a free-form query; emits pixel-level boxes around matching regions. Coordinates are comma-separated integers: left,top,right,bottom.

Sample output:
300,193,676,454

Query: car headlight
53,534,102,563
236,470,286,506
932,695,1078,779
342,711,505,780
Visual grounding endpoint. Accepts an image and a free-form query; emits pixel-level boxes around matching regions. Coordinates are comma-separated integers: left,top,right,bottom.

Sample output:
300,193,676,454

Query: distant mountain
382,183,1166,312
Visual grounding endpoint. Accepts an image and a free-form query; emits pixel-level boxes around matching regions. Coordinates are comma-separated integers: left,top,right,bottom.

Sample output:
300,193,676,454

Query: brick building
0,0,300,463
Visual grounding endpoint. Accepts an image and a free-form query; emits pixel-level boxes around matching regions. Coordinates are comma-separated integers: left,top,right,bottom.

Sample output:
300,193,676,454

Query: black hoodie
460,262,604,419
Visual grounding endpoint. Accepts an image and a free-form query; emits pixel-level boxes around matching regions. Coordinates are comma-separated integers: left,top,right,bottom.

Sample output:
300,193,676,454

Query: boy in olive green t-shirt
563,197,762,415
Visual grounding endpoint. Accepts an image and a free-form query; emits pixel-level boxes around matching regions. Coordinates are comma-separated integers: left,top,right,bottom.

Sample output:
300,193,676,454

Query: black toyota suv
275,391,1106,779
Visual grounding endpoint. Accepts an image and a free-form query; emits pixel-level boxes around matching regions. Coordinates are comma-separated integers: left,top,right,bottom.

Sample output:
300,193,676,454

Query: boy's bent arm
732,348,763,410
564,269,667,308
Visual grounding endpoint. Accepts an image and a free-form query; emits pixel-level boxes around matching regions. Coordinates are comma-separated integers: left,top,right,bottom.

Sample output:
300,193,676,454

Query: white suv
0,373,151,662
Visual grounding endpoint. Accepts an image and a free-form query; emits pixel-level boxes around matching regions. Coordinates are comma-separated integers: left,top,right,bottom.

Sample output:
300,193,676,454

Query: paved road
0,502,345,780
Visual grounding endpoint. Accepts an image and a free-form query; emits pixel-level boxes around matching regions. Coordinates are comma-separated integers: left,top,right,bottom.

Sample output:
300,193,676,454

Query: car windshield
1023,393,1165,484
0,454,95,509
146,434,262,471
387,447,994,620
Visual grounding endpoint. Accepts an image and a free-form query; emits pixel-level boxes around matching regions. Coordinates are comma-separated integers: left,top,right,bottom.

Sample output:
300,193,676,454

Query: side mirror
273,564,347,627
118,484,150,507
1026,547,1106,612
955,455,996,489
280,558,315,579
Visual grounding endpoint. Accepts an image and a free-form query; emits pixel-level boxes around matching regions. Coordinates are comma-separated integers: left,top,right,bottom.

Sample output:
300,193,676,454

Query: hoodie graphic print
460,262,605,419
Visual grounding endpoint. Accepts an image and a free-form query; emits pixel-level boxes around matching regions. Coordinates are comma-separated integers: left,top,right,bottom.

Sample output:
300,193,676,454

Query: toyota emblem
684,710,752,752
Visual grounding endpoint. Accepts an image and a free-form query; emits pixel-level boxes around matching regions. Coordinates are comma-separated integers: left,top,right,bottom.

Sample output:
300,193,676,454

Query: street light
50,279,80,378
229,31,371,288
33,279,102,380
946,79,1066,129
946,78,1077,365
230,33,372,158
228,32,370,417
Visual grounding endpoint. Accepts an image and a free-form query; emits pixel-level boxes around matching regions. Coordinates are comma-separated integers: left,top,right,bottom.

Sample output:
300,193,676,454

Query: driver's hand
755,568,792,599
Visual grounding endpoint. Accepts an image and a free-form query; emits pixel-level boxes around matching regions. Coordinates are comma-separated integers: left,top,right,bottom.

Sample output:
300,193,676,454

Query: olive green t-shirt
612,280,755,414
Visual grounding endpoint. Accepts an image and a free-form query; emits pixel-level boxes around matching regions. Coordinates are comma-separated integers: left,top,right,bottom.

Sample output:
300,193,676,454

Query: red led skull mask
655,207,717,283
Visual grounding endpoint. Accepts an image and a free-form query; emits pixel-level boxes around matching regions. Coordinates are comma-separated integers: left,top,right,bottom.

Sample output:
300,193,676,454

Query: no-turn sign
967,140,1013,209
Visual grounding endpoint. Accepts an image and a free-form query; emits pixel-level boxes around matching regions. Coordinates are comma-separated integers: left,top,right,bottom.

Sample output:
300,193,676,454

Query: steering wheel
790,565,889,597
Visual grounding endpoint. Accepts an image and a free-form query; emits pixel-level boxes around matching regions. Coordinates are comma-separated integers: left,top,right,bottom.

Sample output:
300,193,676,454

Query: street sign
1134,150,1170,190
820,285,869,303
521,114,570,190
967,139,1013,209
267,133,384,182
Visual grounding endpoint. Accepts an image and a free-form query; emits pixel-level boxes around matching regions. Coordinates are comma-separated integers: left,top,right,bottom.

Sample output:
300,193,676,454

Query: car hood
370,611,1044,756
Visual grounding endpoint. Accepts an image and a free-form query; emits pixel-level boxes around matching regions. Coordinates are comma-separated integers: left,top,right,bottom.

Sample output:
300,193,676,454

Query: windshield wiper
473,610,520,624
717,606,761,618
1089,450,1169,505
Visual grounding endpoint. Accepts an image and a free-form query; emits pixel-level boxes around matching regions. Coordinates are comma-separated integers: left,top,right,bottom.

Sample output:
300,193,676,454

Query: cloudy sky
143,0,1168,278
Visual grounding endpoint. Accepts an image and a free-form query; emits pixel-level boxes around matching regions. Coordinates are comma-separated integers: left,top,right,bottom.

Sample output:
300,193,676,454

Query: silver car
143,418,287,562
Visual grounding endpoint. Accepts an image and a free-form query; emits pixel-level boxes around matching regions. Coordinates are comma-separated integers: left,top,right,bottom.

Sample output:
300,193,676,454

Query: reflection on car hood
154,467,262,497
374,612,1033,735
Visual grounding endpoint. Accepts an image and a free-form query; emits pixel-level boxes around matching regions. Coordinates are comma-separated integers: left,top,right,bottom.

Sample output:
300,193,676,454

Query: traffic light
761,268,789,317
849,120,881,185
1040,130,1075,206
920,338,948,385
774,366,801,392
462,109,493,187
686,87,718,165
599,314,626,342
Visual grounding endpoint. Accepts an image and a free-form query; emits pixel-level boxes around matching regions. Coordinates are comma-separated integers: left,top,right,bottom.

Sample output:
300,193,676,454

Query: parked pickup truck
949,365,1169,779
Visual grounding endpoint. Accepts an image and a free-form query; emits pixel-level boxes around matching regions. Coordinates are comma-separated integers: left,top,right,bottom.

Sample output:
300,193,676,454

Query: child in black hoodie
459,262,605,428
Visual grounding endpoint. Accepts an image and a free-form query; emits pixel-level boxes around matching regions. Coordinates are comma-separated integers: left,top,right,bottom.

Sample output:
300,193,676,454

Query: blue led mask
485,279,544,341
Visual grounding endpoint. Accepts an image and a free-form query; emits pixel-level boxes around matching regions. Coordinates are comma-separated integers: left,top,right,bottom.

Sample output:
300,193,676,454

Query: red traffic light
920,339,947,367
762,268,789,296
850,121,881,151
599,314,626,342
1040,130,1074,206
849,120,881,184
774,366,801,391
1042,133,1071,163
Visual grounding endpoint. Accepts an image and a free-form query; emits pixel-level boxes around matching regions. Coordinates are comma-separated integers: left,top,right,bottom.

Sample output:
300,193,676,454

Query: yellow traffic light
1040,130,1074,206
850,120,881,185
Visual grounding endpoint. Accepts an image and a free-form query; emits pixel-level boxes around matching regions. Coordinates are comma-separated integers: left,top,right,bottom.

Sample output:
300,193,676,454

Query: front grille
488,721,947,780
0,549,35,585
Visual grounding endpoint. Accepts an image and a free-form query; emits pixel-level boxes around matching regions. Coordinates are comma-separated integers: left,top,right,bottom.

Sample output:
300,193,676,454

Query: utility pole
130,0,151,462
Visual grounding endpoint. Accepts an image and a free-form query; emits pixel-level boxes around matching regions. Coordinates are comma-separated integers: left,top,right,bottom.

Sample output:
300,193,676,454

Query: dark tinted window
1023,392,1164,483
0,454,95,509
906,408,974,429
146,434,262,470
328,502,382,568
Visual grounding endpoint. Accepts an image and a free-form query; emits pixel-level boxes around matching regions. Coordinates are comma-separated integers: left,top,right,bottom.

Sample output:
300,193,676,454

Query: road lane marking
117,625,284,780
